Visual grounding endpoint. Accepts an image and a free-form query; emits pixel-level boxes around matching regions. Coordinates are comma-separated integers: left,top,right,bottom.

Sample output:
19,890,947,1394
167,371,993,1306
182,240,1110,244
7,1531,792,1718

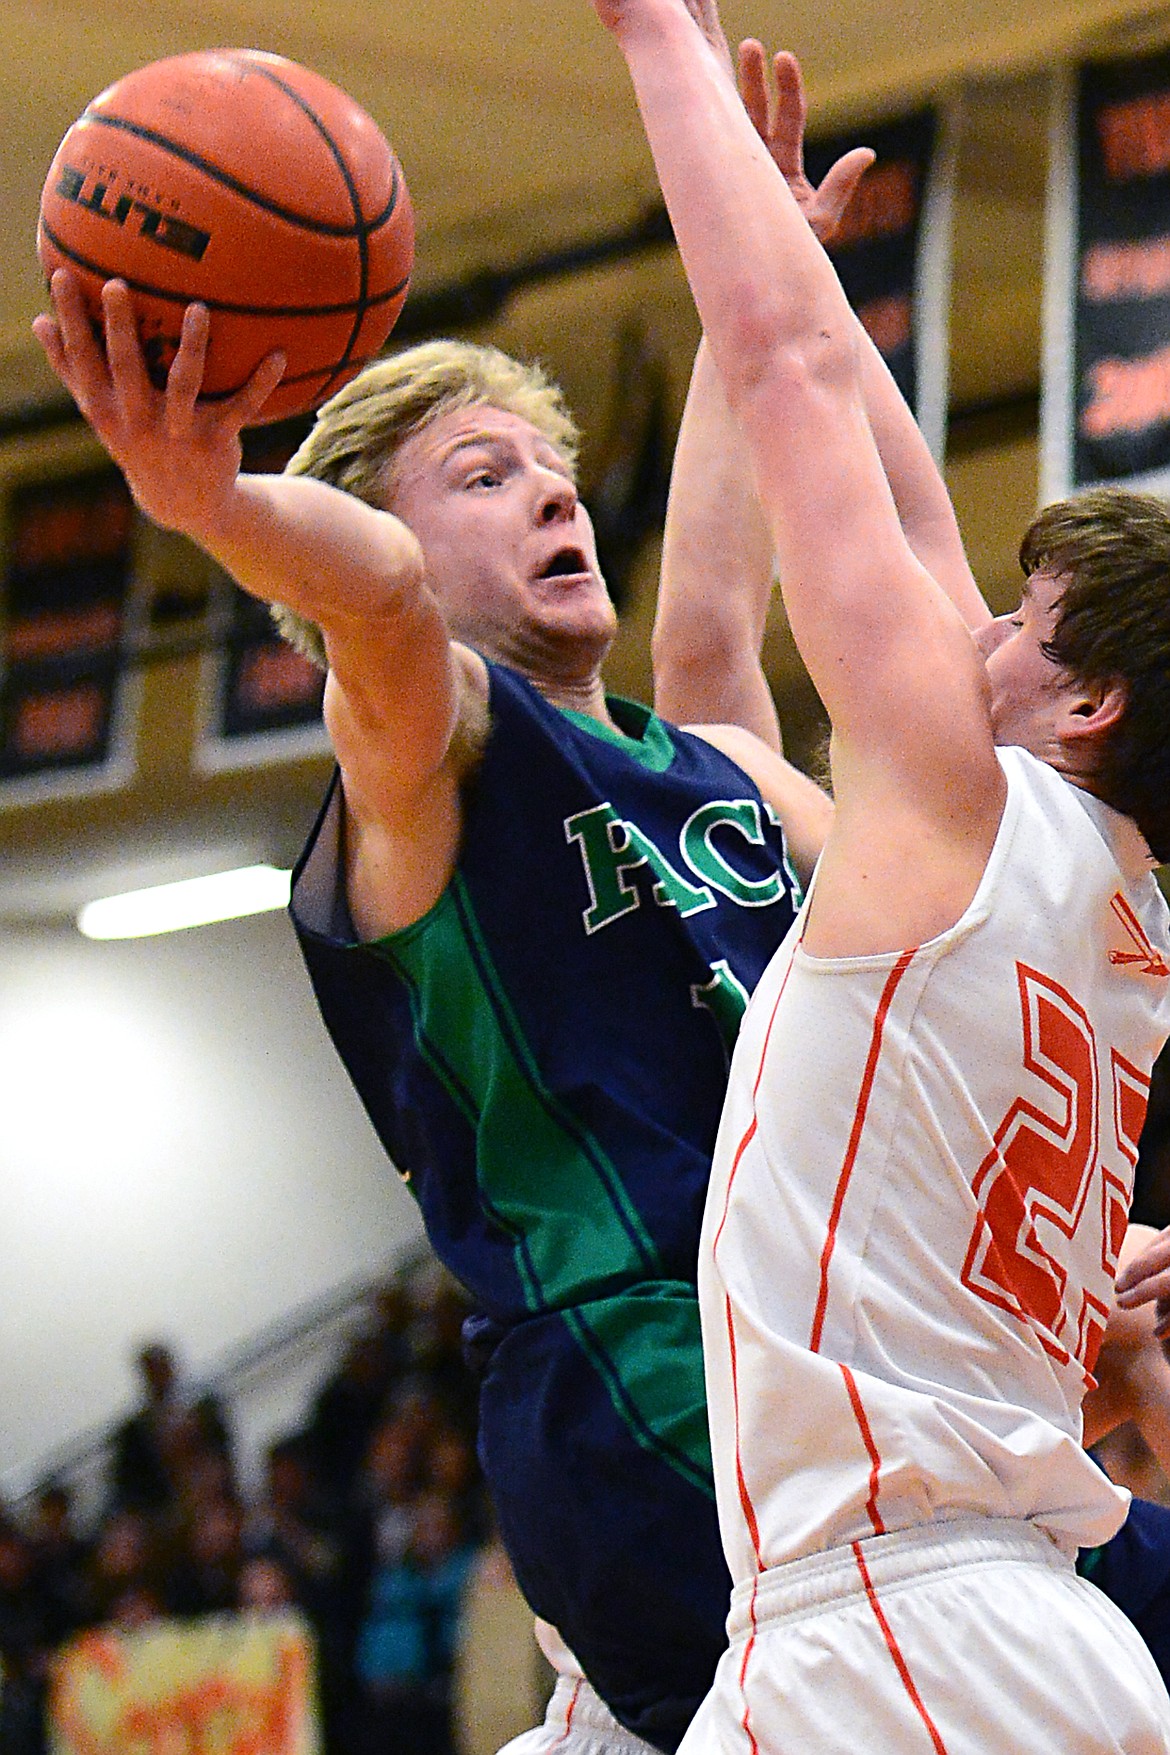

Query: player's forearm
654,337,781,744
854,322,990,631
186,471,426,635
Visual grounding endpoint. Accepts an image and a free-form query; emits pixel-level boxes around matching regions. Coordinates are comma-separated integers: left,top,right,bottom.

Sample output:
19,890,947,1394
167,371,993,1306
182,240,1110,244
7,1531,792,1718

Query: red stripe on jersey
852,1541,950,1754
840,1363,886,1535
809,950,917,1352
713,935,800,1259
554,1677,582,1742
726,1292,763,1564
737,1576,763,1755
713,937,802,1574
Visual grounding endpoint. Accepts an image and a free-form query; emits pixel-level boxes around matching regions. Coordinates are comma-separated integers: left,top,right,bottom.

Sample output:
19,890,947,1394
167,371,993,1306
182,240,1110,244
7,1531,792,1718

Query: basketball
36,49,414,424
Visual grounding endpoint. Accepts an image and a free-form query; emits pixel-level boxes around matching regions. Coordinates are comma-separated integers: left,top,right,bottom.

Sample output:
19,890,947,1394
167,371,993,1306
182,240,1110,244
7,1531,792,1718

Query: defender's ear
1062,677,1127,747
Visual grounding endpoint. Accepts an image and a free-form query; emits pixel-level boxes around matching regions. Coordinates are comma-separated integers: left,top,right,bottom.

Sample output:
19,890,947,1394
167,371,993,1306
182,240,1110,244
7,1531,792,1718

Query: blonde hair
271,338,581,668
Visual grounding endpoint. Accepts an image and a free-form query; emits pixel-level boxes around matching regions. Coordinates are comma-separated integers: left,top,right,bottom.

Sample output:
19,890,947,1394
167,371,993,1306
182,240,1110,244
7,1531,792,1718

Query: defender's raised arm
595,0,1004,956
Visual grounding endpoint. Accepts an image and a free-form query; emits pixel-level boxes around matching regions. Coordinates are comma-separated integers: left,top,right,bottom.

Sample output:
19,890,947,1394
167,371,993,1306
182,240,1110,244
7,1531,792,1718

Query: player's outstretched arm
34,270,470,934
34,273,427,638
595,0,1002,954
653,337,780,745
654,337,837,886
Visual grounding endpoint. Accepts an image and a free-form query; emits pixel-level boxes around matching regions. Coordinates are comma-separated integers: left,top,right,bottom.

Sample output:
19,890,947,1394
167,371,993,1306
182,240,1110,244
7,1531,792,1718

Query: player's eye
466,468,502,489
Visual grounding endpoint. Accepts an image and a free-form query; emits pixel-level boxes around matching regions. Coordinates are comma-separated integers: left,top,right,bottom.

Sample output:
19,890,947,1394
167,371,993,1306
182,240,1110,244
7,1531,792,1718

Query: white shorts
496,1673,662,1755
677,1516,1170,1755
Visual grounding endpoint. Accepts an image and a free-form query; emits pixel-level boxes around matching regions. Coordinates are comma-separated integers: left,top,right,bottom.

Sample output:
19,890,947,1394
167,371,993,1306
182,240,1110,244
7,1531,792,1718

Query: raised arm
34,272,472,935
653,40,987,751
653,37,878,747
737,44,990,633
653,335,780,743
596,0,1003,955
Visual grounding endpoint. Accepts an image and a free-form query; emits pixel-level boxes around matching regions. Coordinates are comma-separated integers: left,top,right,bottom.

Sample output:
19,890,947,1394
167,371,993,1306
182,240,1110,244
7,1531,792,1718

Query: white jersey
701,746,1170,1585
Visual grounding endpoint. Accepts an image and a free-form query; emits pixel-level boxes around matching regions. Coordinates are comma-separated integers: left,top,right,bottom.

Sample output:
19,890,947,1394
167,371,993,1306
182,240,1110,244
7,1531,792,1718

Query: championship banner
50,1612,320,1755
805,103,958,461
0,468,141,803
1043,49,1170,499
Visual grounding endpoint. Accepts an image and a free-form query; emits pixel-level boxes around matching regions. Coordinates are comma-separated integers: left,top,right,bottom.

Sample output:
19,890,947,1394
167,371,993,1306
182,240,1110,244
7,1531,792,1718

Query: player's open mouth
537,546,591,583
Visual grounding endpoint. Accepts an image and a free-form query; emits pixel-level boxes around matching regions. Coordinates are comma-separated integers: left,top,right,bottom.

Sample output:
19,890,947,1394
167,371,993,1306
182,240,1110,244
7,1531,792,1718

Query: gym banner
0,468,141,803
50,1612,320,1755
195,576,328,773
805,103,958,461
196,423,328,771
1043,49,1170,498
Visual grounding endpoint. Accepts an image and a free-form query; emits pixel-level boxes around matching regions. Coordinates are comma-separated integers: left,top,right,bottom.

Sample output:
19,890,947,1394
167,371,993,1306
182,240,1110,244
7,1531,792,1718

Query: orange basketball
36,49,414,424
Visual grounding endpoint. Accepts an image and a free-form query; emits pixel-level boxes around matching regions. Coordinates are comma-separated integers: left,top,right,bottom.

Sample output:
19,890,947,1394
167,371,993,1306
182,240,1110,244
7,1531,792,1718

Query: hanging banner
1043,49,1170,499
195,420,329,771
805,103,957,462
50,1612,320,1755
0,468,141,803
195,576,328,773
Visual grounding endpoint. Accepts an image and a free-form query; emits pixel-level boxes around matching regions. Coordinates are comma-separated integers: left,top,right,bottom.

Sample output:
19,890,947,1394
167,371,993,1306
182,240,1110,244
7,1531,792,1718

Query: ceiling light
77,865,292,940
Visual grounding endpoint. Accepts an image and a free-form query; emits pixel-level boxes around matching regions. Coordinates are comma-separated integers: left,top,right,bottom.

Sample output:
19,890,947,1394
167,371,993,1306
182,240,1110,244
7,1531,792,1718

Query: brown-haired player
595,0,1170,1747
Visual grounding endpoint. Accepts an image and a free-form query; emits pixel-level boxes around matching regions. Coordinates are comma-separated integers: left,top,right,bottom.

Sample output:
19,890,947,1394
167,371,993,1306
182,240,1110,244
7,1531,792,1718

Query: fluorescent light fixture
77,865,292,940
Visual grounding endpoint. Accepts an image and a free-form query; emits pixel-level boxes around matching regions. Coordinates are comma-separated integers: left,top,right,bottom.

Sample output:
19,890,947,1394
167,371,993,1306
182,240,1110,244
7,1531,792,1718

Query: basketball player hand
591,0,734,66
32,270,284,539
737,45,874,247
1116,1223,1170,1340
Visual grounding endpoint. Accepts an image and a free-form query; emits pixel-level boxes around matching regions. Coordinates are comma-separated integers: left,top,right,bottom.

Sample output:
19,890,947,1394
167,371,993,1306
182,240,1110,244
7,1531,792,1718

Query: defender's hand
737,44,875,247
1116,1223,1170,1339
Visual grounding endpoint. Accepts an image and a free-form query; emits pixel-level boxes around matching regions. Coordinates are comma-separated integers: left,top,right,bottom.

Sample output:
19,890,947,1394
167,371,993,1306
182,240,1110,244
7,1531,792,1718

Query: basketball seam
222,51,376,398
73,114,400,239
38,212,409,316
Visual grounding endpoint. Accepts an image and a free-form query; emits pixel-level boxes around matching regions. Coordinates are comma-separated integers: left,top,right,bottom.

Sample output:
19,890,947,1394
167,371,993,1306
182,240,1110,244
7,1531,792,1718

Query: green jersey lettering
681,799,788,907
691,958,751,1046
566,803,714,934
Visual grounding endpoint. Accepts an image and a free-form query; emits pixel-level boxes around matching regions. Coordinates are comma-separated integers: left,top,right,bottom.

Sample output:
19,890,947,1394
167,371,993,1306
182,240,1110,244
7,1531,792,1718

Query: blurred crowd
0,1261,493,1755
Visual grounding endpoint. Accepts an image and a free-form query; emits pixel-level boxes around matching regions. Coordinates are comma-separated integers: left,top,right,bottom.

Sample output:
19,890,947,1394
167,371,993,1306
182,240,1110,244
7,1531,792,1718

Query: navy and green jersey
290,659,802,1750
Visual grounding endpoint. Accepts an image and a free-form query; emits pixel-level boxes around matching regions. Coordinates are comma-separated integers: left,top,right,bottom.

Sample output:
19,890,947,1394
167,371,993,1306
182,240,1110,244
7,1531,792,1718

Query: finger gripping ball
36,49,414,423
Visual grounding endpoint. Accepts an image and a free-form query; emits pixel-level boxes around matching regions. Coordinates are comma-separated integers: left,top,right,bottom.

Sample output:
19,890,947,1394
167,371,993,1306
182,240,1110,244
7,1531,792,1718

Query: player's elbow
718,312,860,429
651,612,754,707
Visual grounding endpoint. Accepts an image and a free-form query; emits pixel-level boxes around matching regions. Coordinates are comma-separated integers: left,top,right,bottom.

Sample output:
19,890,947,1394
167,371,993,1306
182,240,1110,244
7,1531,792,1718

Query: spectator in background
82,1506,167,1627
406,1271,479,1446
354,1488,479,1755
304,1328,407,1509
108,1343,231,1524
248,1435,348,1619
246,1434,355,1753
169,1493,246,1616
238,1551,300,1613
0,1515,52,1755
24,1483,90,1649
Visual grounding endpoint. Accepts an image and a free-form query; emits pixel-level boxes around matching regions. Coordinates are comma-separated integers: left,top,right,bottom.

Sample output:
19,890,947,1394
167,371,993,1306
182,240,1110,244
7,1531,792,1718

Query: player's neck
534,671,617,728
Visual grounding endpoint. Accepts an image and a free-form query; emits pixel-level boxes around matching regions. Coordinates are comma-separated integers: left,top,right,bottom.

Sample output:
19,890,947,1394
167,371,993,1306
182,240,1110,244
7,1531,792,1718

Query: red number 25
961,963,1150,1380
